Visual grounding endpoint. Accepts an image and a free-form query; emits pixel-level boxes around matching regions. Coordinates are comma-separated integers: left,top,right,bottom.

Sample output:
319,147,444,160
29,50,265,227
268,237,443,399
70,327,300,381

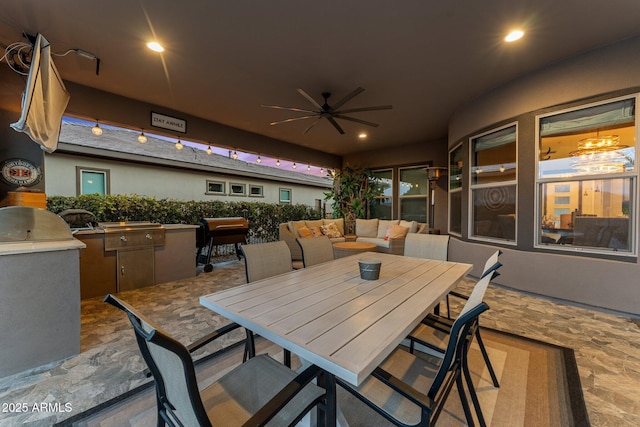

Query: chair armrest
387,237,406,255
448,290,470,301
186,322,243,353
243,363,325,426
279,223,303,261
371,366,434,410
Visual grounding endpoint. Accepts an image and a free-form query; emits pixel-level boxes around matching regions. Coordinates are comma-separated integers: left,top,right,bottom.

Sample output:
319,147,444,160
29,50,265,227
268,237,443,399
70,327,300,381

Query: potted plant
324,165,384,234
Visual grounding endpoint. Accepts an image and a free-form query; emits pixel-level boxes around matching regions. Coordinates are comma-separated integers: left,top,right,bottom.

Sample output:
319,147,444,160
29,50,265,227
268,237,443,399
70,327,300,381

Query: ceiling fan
261,87,392,135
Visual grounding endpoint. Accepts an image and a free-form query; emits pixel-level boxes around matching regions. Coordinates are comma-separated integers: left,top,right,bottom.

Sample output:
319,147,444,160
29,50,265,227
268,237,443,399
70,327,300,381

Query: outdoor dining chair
403,233,450,260
104,294,328,427
296,236,335,267
337,274,493,427
239,240,293,282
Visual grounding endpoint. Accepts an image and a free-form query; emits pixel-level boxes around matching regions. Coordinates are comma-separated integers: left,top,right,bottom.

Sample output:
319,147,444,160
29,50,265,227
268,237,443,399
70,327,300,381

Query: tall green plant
324,165,383,232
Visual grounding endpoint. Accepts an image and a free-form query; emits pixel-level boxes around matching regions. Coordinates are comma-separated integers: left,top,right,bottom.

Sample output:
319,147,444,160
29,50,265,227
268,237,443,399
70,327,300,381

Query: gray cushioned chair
403,233,450,260
296,236,335,267
239,240,293,283
104,294,327,427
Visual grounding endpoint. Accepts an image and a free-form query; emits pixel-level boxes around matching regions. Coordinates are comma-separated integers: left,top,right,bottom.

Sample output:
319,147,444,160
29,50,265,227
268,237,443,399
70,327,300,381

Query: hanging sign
151,112,187,133
1,158,42,186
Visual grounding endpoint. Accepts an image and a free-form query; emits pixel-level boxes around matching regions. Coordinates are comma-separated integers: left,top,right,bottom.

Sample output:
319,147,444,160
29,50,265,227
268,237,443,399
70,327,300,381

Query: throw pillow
323,218,344,235
377,219,400,239
399,220,419,233
298,226,314,238
310,226,324,237
356,218,379,238
385,224,409,240
321,222,343,238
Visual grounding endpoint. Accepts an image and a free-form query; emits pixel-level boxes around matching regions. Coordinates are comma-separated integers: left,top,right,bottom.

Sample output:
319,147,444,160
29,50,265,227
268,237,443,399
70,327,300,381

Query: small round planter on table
332,241,377,258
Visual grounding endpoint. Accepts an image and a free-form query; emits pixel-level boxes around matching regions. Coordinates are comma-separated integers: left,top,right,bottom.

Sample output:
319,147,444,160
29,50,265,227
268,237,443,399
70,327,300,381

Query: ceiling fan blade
261,104,318,114
331,87,365,110
270,115,317,125
335,105,393,114
333,114,379,127
296,88,323,110
327,116,345,135
303,117,323,134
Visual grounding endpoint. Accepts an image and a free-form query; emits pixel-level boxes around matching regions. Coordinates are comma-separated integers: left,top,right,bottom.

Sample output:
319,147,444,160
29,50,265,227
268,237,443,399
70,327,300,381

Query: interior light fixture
137,130,147,143
292,162,297,169
206,145,212,155
175,139,183,150
232,151,238,160
91,121,103,136
276,159,281,167
256,155,262,164
505,30,524,42
147,41,164,52
358,132,367,139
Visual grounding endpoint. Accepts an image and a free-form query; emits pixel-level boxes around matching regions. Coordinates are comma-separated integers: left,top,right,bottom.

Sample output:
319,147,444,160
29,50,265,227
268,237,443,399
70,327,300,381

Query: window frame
76,166,110,196
228,182,246,196
534,94,638,256
448,142,463,237
468,122,518,245
370,168,394,220
279,188,292,205
248,184,264,198
205,180,225,195
397,165,428,223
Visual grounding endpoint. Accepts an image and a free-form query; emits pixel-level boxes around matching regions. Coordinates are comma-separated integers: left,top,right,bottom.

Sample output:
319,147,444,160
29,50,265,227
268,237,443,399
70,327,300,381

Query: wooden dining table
199,252,472,425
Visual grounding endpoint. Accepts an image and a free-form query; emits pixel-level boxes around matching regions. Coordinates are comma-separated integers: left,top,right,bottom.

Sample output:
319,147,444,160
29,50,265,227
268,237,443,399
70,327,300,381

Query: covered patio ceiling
1,0,640,157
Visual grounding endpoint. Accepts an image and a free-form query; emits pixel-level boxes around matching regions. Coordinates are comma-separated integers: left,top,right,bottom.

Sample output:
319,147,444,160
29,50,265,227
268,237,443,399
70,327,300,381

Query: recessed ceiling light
505,30,524,42
147,41,164,52
358,132,367,139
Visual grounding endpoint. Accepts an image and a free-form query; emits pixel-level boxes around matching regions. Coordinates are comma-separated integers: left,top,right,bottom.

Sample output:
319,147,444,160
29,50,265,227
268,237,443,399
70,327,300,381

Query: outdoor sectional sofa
279,218,431,263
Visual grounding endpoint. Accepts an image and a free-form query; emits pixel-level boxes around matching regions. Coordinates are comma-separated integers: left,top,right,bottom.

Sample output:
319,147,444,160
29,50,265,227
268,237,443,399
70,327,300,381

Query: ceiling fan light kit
262,87,392,135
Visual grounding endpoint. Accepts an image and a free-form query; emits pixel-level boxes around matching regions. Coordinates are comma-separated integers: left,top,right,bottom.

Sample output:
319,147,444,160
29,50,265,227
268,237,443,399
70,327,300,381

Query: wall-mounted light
175,139,183,150
137,130,147,143
206,145,212,155
91,121,103,136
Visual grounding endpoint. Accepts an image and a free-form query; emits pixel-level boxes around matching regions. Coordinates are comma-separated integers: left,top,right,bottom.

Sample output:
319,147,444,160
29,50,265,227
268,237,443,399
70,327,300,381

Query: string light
320,167,324,174
276,159,281,167
206,145,212,155
232,151,238,160
175,139,183,150
91,121,103,136
307,164,311,171
137,130,147,143
292,162,297,169
256,155,261,164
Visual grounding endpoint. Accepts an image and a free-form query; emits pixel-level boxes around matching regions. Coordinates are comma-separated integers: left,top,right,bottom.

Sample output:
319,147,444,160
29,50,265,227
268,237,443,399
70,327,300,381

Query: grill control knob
120,235,128,242
146,233,153,240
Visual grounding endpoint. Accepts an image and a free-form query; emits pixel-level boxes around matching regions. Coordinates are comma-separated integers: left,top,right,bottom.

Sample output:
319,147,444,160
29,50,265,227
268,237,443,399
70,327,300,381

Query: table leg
297,359,348,427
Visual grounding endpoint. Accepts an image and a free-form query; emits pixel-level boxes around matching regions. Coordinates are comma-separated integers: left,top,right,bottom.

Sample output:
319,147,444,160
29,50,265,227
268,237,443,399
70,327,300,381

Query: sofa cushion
323,218,344,235
399,220,419,233
385,224,409,239
356,219,379,238
288,220,308,237
305,219,324,229
377,219,400,239
321,222,343,238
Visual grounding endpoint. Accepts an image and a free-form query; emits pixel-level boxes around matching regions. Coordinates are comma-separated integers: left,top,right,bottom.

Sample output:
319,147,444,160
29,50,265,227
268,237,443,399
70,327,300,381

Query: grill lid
0,206,74,242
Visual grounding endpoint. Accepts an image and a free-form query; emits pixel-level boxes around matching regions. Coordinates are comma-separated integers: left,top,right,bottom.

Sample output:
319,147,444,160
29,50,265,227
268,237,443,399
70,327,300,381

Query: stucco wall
44,153,328,207
446,36,640,315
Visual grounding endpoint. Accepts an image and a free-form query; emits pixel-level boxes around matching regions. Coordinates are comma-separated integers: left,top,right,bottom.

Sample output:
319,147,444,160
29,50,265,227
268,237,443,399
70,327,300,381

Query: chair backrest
104,294,211,427
480,249,502,278
240,240,293,282
296,236,335,267
404,233,450,260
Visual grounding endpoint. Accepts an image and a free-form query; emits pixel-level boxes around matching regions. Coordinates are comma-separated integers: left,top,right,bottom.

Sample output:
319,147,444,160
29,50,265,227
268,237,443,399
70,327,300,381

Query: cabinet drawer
104,229,165,251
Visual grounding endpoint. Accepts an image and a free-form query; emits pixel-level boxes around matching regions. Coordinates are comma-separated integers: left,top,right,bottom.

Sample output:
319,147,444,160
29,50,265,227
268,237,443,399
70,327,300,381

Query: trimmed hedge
47,194,324,242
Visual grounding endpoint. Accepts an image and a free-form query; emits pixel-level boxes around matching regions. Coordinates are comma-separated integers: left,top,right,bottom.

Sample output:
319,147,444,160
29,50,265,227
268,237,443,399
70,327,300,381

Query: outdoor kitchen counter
0,238,85,255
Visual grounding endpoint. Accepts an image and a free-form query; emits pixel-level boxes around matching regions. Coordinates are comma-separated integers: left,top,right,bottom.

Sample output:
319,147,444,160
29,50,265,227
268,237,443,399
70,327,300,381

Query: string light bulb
137,131,147,143
276,159,281,167
91,121,103,136
307,164,311,171
320,167,324,174
292,162,297,169
175,139,183,150
232,151,238,160
206,145,212,155
256,155,262,164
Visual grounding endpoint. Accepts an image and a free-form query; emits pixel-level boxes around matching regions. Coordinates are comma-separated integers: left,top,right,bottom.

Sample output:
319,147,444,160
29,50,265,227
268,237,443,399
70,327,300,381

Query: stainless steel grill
100,222,165,251
0,206,74,242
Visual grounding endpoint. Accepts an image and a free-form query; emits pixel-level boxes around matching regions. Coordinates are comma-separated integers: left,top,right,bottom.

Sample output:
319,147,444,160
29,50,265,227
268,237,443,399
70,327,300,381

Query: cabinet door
117,248,155,292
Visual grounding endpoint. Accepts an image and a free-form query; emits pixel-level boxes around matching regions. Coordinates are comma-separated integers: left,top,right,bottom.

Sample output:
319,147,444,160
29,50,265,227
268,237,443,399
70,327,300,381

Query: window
398,166,428,222
249,185,263,197
370,169,393,220
279,188,291,204
77,167,109,195
206,180,225,195
470,124,517,242
229,183,245,196
449,143,463,236
537,96,636,254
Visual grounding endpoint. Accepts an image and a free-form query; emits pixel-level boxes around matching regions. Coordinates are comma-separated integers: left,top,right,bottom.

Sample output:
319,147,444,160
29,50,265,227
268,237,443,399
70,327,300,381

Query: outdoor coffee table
332,241,377,258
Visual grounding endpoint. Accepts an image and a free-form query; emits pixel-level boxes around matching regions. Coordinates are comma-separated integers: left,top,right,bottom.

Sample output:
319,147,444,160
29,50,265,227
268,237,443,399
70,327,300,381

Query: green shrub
47,194,322,242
